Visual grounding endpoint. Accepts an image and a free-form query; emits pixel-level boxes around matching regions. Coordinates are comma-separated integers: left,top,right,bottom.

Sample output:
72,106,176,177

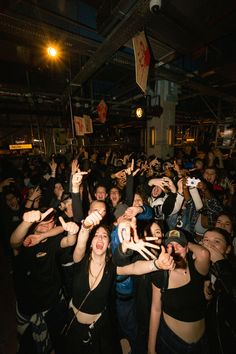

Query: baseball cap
164,229,188,247
114,203,128,220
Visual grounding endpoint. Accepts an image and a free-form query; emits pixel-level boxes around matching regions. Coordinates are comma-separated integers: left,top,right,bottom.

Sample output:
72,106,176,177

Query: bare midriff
163,312,205,343
70,300,102,325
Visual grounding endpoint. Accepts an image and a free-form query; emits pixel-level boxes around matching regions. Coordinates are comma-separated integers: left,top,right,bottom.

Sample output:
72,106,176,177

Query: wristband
150,259,160,271
153,259,160,270
81,220,92,230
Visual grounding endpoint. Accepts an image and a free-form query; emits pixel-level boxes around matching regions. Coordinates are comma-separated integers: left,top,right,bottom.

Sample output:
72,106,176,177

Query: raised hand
148,178,165,190
125,159,134,175
72,169,88,192
125,238,159,260
124,206,142,219
162,177,177,193
83,211,103,229
29,186,41,202
23,208,54,224
59,216,79,235
125,159,140,176
49,159,57,173
0,177,15,191
155,246,175,270
105,149,111,158
226,178,235,196
114,169,126,179
71,159,79,175
118,219,159,260
118,220,132,242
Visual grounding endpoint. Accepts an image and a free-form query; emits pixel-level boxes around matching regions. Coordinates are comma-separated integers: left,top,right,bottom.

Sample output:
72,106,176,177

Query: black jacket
206,258,236,354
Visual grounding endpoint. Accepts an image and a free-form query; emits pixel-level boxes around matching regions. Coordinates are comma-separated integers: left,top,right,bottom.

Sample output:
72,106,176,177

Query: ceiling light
47,46,58,57
135,107,144,119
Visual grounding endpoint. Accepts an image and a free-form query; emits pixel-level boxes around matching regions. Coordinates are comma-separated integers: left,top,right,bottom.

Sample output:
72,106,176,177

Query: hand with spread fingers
59,216,79,236
23,208,54,224
118,219,159,260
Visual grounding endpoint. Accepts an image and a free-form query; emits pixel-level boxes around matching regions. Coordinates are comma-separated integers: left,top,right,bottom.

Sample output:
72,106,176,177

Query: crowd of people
0,144,236,354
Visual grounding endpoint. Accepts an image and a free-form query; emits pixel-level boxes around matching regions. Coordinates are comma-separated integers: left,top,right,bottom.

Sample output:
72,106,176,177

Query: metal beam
70,0,152,92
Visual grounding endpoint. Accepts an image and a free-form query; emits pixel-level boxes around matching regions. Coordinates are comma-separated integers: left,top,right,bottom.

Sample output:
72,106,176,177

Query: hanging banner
74,116,85,136
97,99,108,123
9,144,32,150
53,128,67,145
132,31,151,93
83,115,93,134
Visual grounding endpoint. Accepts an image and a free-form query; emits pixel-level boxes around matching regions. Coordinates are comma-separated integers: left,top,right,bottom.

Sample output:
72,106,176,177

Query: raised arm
73,211,102,263
116,245,175,275
71,169,88,223
59,216,79,248
23,225,64,247
188,242,210,275
10,208,54,250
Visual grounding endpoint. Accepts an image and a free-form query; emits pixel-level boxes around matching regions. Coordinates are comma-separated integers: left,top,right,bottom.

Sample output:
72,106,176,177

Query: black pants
64,308,122,354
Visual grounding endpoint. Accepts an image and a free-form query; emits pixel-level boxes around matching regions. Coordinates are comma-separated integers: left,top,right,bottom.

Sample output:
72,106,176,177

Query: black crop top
152,253,206,322
72,254,116,314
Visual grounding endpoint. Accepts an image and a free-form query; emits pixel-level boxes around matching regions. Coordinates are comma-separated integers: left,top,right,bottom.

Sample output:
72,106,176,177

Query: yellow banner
9,144,32,150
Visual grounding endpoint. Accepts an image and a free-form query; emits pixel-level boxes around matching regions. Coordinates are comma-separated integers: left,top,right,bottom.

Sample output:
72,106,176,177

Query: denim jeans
116,297,140,354
157,317,209,354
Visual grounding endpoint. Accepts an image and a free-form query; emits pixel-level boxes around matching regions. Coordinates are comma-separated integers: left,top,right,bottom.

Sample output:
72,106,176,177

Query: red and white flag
74,116,85,136
83,114,93,134
97,99,108,123
132,31,151,93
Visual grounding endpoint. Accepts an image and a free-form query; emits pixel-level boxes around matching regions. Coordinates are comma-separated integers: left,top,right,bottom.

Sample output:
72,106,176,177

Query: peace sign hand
29,186,42,201
59,216,79,236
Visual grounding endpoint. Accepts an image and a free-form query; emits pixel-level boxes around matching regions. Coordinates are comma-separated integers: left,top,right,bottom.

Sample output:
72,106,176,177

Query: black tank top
152,253,206,322
72,254,116,314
